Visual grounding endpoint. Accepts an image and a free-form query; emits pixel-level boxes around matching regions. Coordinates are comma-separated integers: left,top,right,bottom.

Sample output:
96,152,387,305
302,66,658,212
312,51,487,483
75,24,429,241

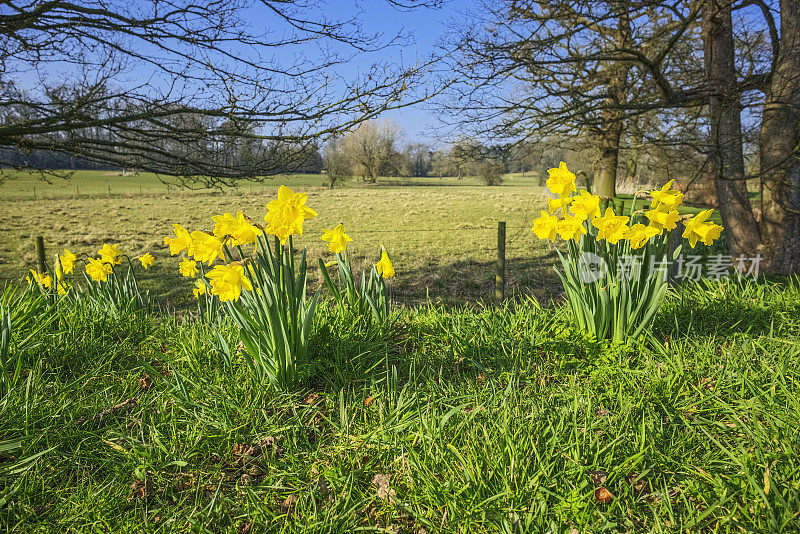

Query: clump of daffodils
530,162,725,343
531,162,723,250
165,185,394,303
25,245,155,296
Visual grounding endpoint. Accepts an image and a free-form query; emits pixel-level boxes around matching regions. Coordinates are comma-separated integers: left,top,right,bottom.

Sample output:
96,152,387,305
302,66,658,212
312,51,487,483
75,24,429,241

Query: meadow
1,170,563,308
2,170,796,533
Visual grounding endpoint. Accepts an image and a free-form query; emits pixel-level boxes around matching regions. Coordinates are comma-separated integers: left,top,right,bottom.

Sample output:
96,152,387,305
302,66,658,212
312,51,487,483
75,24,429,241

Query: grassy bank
1,277,798,532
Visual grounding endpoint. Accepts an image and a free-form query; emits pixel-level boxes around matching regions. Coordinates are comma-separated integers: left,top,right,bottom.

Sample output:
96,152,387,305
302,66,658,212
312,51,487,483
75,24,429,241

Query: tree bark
592,11,631,199
760,0,800,272
703,0,761,257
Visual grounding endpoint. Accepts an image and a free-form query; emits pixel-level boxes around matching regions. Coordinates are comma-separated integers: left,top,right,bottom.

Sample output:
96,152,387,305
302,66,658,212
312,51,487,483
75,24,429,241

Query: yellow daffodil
192,279,207,299
547,196,573,213
86,258,112,282
98,243,122,265
205,264,253,302
189,231,224,265
592,208,630,244
213,211,259,246
650,179,684,212
683,209,724,248
26,270,52,289
263,185,318,244
60,249,77,274
645,209,681,234
556,213,587,242
546,161,577,197
164,224,193,255
376,249,394,278
569,190,602,220
137,253,155,269
56,282,68,296
179,258,199,278
624,223,660,249
321,224,352,254
531,210,559,242
324,260,338,268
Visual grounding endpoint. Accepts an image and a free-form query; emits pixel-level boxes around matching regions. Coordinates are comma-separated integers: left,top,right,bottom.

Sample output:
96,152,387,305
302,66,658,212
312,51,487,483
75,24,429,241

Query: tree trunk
592,11,631,199
593,127,622,198
703,0,761,257
760,0,800,273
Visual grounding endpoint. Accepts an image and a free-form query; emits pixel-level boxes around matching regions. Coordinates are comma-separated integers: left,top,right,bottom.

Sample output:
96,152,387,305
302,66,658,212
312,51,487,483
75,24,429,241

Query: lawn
1,277,798,532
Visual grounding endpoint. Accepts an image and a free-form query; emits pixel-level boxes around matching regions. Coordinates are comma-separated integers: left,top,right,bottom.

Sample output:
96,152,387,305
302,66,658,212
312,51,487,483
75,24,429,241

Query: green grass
1,276,799,532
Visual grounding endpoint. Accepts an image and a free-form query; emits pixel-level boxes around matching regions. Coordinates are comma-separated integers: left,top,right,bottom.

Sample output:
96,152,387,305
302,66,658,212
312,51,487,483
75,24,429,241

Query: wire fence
4,222,545,304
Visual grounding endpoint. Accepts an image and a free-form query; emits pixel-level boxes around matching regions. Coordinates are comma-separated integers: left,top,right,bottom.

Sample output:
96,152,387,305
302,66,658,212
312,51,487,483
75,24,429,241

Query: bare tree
341,118,404,182
0,1,439,186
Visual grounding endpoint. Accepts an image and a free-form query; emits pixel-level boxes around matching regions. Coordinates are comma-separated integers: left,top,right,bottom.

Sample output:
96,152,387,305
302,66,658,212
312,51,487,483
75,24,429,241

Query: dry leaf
302,393,320,406
139,374,152,390
372,473,396,502
129,479,154,502
589,469,607,486
238,521,252,534
364,396,375,406
594,487,614,504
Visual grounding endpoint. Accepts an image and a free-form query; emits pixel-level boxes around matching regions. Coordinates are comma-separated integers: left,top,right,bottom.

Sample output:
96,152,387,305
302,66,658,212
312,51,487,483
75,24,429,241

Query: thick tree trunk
592,13,630,199
703,0,761,257
760,0,800,273
593,126,623,198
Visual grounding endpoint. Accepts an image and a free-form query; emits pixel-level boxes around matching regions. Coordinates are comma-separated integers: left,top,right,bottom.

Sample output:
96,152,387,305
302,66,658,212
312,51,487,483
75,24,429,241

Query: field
0,170,721,308
3,170,795,533
0,170,566,308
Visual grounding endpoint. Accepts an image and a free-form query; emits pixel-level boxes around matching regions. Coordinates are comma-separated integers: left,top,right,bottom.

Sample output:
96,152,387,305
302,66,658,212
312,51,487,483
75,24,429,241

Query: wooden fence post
35,236,46,273
496,221,506,304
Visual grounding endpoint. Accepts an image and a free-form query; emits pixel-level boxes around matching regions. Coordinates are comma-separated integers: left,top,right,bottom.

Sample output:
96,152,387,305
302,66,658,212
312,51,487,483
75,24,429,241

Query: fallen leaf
129,479,153,502
238,521,252,534
626,473,650,497
139,374,152,390
594,487,614,504
589,470,607,486
372,473,396,502
364,396,375,406
302,393,319,406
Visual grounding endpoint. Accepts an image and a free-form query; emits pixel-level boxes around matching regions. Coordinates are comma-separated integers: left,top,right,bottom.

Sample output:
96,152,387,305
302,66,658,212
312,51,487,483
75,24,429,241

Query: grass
1,276,799,532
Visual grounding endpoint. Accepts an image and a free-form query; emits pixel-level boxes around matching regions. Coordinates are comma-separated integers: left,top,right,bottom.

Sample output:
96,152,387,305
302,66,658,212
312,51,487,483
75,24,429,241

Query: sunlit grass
1,277,798,532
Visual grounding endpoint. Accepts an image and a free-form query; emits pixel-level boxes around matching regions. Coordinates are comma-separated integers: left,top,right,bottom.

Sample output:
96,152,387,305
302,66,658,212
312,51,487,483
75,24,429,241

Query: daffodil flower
650,179,684,212
264,185,318,244
164,224,193,255
376,249,394,278
137,253,155,269
60,249,77,274
683,210,723,248
645,209,681,234
321,224,352,254
26,269,52,288
98,243,122,265
592,208,629,244
179,258,199,278
86,258,112,282
546,161,577,197
205,263,253,302
556,213,586,242
569,190,601,220
624,223,660,249
532,210,559,242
